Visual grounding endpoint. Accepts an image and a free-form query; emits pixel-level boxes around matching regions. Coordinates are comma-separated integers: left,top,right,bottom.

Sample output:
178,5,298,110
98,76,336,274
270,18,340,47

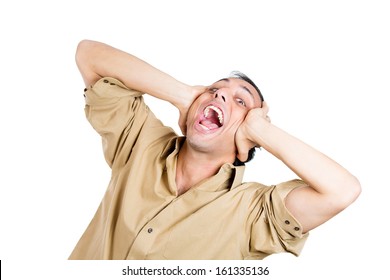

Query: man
69,40,361,260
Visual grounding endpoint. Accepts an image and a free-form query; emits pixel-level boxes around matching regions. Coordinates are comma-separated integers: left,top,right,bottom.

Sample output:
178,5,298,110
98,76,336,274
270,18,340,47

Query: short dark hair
229,71,264,166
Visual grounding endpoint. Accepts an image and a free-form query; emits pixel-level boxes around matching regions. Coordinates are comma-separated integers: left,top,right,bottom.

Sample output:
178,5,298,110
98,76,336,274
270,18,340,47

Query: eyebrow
215,78,255,101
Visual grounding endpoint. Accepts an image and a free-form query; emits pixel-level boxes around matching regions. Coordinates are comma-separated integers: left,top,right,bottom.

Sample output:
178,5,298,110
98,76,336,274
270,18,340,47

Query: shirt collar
163,137,245,193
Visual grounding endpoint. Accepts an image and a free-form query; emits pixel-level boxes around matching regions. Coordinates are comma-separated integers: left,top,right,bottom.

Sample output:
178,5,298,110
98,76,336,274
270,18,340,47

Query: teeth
204,105,223,125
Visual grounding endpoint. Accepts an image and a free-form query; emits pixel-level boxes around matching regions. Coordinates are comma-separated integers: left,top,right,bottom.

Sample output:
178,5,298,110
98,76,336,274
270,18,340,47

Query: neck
175,141,233,195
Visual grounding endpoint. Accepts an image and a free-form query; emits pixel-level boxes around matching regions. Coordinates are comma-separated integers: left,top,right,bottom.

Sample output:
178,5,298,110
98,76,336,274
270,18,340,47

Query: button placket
126,199,176,259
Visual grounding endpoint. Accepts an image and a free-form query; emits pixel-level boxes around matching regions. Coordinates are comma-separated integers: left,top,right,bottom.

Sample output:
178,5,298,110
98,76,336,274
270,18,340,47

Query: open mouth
198,105,224,131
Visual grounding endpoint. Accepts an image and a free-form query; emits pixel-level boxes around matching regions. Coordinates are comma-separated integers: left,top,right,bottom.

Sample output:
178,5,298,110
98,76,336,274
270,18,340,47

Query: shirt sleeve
248,179,309,258
83,77,150,170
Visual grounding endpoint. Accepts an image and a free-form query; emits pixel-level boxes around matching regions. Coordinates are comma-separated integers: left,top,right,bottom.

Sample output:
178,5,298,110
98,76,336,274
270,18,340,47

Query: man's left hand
235,102,271,162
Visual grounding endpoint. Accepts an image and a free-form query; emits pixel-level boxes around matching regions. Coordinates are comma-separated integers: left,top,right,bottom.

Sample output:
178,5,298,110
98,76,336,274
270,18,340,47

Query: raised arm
75,40,205,132
236,106,361,233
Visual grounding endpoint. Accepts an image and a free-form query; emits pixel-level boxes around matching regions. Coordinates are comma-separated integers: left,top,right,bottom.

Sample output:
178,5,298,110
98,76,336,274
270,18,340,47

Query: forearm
76,40,195,111
249,120,359,197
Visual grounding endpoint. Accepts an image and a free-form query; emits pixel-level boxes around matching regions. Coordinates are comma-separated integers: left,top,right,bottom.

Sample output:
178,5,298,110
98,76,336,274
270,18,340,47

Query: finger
261,101,270,115
180,124,187,135
236,142,258,162
194,85,208,95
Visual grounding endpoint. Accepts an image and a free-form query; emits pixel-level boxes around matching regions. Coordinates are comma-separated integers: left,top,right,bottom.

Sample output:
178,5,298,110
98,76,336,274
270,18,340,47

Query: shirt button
103,79,109,83
284,220,290,225
147,228,153,233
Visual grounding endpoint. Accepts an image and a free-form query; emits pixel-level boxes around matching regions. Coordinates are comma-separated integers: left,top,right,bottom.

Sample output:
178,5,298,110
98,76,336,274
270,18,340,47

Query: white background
1,0,389,279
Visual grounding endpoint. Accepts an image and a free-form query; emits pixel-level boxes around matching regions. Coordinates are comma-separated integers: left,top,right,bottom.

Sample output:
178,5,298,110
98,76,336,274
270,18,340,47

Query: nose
214,92,226,102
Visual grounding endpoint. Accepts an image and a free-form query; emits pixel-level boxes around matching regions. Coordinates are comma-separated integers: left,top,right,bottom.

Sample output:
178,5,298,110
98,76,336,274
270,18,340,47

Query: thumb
178,113,187,135
236,146,249,163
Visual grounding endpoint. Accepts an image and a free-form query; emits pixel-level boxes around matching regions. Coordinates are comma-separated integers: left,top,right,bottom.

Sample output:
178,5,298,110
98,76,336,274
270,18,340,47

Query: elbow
75,39,95,67
338,175,362,210
75,40,102,86
348,175,361,203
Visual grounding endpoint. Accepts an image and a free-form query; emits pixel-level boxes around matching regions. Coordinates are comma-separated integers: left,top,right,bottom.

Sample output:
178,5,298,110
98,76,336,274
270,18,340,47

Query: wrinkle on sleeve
249,179,309,258
83,77,148,170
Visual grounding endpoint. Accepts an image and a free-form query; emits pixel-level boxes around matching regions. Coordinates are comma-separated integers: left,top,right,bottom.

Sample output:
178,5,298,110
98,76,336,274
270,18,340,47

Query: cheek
186,107,196,122
228,110,247,128
187,94,211,120
186,101,202,123
224,118,244,137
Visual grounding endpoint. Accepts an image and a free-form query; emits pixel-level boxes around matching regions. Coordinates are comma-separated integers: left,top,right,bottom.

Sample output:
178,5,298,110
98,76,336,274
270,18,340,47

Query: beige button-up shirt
69,77,308,260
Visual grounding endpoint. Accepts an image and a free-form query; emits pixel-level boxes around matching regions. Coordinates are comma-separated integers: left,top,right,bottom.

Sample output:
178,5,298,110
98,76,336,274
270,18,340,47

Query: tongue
200,119,219,130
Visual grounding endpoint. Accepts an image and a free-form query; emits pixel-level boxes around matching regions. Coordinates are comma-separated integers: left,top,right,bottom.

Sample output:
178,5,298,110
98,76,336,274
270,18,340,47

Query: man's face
185,78,263,160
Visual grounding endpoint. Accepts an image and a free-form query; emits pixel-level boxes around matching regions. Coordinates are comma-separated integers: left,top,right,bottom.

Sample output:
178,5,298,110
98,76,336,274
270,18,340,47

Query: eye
209,87,218,93
236,98,246,107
